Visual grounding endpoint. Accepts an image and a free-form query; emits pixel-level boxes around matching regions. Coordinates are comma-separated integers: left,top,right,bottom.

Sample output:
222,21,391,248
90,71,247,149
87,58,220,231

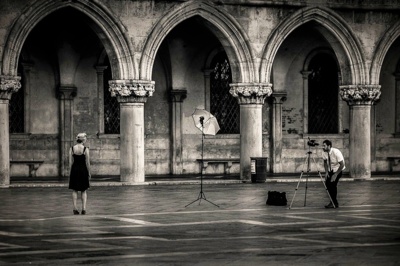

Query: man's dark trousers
325,171,342,206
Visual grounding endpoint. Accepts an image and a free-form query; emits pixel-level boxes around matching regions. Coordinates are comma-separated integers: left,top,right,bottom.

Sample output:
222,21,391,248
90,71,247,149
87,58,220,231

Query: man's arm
331,160,344,181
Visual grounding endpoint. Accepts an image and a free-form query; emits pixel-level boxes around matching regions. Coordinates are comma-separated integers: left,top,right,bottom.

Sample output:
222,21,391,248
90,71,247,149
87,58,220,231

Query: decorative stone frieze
0,75,21,100
109,80,155,98
229,83,273,104
339,85,381,105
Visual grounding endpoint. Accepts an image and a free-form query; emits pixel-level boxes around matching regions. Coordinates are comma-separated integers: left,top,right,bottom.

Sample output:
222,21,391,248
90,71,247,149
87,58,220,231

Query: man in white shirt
322,139,345,208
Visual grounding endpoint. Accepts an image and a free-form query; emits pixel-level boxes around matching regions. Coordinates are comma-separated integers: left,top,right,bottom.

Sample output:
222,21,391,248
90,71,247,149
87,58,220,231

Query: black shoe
81,210,86,215
325,203,339,208
325,203,334,208
73,209,79,215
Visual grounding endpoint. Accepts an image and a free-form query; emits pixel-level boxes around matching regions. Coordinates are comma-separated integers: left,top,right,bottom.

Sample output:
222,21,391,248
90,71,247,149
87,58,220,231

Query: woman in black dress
69,133,91,215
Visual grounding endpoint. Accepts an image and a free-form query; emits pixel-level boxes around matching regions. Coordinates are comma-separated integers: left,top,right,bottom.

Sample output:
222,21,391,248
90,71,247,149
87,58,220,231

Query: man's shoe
73,209,79,215
81,210,86,215
325,203,334,208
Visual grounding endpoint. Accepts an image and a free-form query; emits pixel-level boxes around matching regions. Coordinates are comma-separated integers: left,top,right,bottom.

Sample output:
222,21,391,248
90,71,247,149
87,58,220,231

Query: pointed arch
260,7,366,85
371,20,400,85
2,0,135,79
139,0,255,83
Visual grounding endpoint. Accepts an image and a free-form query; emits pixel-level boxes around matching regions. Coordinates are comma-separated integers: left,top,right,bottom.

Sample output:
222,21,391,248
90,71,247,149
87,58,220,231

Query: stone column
0,75,21,187
57,85,77,177
301,71,311,134
170,89,187,175
394,73,400,137
230,83,272,181
271,92,287,173
95,66,108,134
340,85,381,179
203,69,212,111
109,80,155,183
21,62,34,133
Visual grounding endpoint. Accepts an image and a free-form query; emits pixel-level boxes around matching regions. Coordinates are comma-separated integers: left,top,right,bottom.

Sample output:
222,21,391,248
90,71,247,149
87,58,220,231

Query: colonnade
0,74,382,187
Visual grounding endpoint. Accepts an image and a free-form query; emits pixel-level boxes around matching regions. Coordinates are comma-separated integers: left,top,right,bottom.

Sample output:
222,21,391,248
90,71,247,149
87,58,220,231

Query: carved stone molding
271,91,287,104
229,83,273,104
340,85,381,106
117,95,148,104
0,75,21,100
170,89,187,102
57,85,77,100
109,80,155,98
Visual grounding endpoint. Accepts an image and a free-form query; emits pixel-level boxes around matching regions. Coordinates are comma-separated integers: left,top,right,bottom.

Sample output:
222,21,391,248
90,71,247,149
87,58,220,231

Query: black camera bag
266,191,287,206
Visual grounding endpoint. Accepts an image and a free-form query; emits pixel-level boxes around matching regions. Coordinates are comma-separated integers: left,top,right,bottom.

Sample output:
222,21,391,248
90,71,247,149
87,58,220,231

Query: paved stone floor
0,179,400,265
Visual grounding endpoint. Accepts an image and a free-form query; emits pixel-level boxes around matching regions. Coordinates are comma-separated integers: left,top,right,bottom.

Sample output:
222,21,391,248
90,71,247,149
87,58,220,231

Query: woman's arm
85,148,91,179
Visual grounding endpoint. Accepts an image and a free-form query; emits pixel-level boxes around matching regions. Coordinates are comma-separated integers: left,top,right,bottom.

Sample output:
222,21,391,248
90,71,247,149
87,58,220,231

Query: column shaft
350,105,371,178
58,86,77,177
0,100,10,187
240,104,263,180
395,74,400,135
170,90,187,175
120,102,145,182
271,93,287,173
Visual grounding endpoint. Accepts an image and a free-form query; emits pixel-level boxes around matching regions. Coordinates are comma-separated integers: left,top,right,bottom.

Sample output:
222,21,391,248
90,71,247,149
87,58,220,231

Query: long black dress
69,146,90,191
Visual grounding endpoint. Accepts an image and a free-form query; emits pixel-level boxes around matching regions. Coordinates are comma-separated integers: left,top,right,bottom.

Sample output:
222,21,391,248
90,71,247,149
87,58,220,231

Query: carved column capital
271,91,287,104
170,89,187,102
57,85,77,100
340,85,381,106
229,83,273,104
95,65,108,74
109,79,155,97
301,71,312,79
0,75,21,100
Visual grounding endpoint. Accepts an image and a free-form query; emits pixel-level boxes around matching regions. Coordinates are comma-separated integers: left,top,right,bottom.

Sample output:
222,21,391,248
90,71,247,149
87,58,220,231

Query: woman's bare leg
81,190,87,211
72,191,78,211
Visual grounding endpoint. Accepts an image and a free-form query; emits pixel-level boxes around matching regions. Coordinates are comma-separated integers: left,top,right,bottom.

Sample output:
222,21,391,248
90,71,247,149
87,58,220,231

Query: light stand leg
289,171,304,209
185,127,219,208
311,156,336,208
289,155,309,209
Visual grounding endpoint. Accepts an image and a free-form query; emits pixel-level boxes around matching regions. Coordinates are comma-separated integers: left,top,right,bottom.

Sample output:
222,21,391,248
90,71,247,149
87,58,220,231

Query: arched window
103,59,119,134
210,52,239,134
9,67,24,133
308,53,339,134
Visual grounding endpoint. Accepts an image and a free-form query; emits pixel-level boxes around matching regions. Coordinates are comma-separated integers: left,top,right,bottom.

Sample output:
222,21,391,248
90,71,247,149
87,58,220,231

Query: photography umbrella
185,108,220,207
192,109,220,136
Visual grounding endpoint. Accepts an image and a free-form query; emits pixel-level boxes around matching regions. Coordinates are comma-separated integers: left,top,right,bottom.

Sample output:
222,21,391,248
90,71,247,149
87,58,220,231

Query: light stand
185,117,219,208
288,145,335,209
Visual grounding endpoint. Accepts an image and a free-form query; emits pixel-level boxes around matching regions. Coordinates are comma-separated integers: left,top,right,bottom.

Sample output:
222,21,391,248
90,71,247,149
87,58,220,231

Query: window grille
103,65,120,134
9,74,24,133
308,53,339,134
210,52,239,134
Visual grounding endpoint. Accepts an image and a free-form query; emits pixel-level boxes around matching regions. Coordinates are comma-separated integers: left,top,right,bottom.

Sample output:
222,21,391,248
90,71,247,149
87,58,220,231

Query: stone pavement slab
0,180,399,265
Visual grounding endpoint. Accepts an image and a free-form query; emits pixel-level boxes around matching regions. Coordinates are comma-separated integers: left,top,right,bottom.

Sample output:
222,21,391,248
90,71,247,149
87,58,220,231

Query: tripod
185,117,219,208
288,146,335,209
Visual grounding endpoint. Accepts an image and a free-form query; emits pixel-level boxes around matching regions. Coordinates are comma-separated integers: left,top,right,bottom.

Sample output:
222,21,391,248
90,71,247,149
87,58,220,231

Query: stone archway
260,6,366,85
370,20,400,85
1,0,135,80
139,0,255,83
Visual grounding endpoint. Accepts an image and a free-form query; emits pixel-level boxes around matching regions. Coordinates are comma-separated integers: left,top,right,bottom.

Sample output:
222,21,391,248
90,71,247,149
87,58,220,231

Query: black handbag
266,191,287,206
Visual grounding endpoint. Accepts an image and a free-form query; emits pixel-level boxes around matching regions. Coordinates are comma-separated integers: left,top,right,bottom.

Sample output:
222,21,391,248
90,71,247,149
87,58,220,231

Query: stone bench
197,158,240,175
388,157,400,172
10,160,44,177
